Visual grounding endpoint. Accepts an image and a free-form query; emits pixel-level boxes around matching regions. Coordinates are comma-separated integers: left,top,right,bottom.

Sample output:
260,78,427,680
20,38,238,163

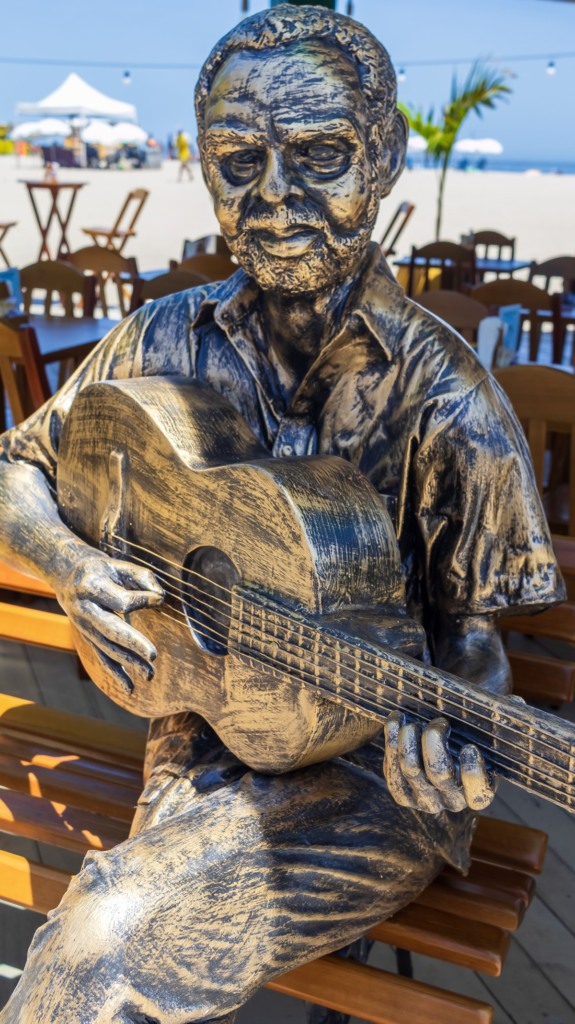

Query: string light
397,68,407,82
0,50,573,73
546,60,557,75
122,70,131,86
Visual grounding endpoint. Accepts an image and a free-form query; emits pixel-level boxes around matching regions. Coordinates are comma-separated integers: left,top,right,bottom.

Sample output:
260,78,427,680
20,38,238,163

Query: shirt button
279,443,294,457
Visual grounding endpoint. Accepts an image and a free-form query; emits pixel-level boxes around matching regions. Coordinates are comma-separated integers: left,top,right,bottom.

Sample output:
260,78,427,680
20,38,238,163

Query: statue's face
202,42,382,294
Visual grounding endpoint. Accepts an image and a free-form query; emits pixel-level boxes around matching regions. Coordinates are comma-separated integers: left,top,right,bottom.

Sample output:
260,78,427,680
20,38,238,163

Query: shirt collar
192,243,406,362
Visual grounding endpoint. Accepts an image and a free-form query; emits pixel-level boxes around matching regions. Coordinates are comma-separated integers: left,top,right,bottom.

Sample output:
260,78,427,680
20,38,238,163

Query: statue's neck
260,260,365,392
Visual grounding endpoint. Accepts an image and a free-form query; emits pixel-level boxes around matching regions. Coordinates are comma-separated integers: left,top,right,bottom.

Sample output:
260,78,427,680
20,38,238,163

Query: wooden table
394,255,532,278
28,314,117,361
20,180,86,261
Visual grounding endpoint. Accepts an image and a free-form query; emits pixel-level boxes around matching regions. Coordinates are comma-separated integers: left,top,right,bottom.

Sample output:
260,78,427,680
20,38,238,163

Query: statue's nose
256,149,302,204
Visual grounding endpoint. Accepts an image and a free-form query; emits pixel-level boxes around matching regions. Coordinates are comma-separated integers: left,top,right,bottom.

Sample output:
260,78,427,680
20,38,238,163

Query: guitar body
57,377,408,773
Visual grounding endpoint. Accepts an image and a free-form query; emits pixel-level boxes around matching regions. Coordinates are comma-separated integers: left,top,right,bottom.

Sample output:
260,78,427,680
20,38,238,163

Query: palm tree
400,64,511,240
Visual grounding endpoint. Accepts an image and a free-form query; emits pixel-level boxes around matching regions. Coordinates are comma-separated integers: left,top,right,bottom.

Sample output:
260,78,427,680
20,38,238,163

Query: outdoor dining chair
81,188,149,254
471,278,559,362
129,270,209,312
180,235,233,260
67,246,140,318
529,257,575,362
416,289,490,346
20,260,96,318
471,230,515,265
406,241,477,297
494,363,575,536
0,222,17,268
172,253,237,281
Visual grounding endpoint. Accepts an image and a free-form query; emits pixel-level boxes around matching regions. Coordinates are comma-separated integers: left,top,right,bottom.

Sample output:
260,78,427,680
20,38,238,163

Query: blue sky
3,0,574,162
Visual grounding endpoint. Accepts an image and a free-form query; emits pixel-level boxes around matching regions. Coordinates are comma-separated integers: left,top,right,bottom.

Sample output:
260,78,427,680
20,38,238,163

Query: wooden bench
0,569,551,1023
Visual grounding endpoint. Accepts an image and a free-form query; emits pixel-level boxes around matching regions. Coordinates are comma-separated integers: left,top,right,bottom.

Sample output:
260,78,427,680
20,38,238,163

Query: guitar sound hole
182,546,239,656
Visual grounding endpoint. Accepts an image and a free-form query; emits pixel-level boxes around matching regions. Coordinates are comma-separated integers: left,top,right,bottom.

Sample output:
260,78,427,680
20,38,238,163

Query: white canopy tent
16,73,137,123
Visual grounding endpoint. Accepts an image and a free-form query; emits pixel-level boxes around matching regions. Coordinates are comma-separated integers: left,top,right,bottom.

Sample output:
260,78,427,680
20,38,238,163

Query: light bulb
398,68,407,83
546,60,556,76
123,70,131,86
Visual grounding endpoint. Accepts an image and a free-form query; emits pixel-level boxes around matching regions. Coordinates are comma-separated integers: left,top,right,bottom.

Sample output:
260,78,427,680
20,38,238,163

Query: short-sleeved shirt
2,244,565,641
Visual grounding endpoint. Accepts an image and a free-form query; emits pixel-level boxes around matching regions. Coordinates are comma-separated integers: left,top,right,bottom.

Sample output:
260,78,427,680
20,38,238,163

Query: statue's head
195,4,407,295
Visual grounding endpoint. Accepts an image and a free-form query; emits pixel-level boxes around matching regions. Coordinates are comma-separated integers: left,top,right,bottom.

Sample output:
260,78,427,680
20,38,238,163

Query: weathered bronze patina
0,5,566,1023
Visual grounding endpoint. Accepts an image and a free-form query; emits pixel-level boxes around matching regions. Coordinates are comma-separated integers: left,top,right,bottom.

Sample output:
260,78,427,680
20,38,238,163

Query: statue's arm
0,457,163,688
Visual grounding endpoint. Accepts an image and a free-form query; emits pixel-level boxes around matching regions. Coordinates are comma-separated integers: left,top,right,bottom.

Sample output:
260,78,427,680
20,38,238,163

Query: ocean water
407,155,575,176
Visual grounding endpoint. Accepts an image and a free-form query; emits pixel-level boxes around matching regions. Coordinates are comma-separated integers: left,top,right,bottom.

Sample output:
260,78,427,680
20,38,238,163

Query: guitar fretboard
230,588,575,812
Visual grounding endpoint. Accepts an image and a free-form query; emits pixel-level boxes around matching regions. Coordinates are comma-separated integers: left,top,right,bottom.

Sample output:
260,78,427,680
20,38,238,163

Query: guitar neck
231,589,575,812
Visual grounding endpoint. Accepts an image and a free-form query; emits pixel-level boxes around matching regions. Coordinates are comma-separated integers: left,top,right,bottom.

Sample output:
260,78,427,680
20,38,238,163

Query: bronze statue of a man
0,6,564,1023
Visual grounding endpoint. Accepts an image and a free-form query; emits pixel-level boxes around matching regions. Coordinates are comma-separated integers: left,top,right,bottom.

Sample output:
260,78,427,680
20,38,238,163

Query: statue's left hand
383,712,496,813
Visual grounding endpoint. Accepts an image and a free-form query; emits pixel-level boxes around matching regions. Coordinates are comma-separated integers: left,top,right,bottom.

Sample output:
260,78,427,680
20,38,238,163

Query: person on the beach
176,128,194,181
0,7,564,1023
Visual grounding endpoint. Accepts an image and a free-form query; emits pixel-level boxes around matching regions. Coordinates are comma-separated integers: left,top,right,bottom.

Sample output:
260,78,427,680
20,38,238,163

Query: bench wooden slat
0,564,55,598
500,601,575,643
508,650,575,703
0,601,75,651
0,790,130,851
0,734,142,790
270,954,493,1024
368,904,509,976
471,815,547,873
0,752,138,822
0,694,146,769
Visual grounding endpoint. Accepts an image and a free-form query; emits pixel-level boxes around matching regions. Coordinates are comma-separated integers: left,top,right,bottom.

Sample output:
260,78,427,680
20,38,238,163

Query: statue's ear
380,109,408,197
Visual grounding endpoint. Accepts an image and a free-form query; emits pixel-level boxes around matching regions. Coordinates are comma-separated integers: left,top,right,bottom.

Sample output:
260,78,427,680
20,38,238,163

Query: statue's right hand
55,552,164,691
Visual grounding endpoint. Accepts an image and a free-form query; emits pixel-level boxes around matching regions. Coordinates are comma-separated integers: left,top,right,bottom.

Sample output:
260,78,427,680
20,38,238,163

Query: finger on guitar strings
383,712,419,808
81,574,164,615
459,744,497,810
76,600,157,682
109,560,165,599
421,718,468,812
397,720,446,814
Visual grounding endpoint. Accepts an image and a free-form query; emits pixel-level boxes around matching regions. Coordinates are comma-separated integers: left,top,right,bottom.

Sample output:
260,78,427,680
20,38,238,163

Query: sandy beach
2,153,574,275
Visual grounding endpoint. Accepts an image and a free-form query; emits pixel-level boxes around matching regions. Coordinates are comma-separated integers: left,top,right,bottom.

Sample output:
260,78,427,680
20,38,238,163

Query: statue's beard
225,216,376,296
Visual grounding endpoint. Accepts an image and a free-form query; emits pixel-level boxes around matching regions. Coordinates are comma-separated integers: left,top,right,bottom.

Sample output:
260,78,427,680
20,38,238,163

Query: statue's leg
1,727,473,1024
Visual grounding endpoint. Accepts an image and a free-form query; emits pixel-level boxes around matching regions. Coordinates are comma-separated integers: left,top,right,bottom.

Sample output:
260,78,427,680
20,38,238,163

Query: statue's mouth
256,226,320,258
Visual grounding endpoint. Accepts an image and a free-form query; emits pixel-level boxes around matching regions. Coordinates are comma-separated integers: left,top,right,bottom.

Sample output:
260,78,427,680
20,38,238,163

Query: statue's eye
298,141,352,176
222,149,265,184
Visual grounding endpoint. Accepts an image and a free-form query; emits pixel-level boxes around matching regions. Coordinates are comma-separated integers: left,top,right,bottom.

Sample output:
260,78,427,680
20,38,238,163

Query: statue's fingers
421,718,468,813
398,721,445,814
460,745,497,810
383,713,418,808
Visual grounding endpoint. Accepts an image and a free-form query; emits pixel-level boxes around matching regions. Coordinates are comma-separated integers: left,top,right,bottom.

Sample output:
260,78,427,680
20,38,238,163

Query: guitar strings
145,586,571,796
107,536,574,768
148,602,572,802
108,537,573,767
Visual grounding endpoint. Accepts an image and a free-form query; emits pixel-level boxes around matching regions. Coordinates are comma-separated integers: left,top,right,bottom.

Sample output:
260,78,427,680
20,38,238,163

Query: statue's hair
194,3,398,163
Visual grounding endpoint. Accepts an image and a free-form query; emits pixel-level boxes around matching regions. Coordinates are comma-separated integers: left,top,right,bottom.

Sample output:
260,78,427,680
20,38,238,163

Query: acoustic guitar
57,377,575,811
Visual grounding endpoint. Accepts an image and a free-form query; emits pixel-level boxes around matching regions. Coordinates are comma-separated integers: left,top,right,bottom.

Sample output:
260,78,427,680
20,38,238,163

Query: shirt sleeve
413,374,566,616
1,290,202,488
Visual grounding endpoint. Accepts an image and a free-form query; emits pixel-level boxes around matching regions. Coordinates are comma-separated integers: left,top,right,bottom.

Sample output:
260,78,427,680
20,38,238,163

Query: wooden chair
67,246,139,318
416,290,489,345
181,235,233,260
472,230,515,267
529,257,575,363
379,201,415,257
171,253,237,281
81,188,149,254
19,260,96,318
406,242,476,298
472,279,558,362
0,221,16,268
129,269,209,312
0,319,96,427
493,364,575,536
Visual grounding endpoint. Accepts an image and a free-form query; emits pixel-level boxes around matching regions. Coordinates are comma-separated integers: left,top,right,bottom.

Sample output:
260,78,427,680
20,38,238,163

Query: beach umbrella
407,134,427,152
109,122,148,145
455,137,504,155
80,120,117,145
11,118,72,140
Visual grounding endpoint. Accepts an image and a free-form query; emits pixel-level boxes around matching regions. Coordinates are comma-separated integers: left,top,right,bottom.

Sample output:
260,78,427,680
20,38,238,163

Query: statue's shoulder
397,295,490,395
